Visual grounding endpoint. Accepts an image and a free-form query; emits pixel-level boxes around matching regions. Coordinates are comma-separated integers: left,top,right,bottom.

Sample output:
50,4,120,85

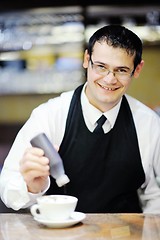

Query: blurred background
0,1,160,167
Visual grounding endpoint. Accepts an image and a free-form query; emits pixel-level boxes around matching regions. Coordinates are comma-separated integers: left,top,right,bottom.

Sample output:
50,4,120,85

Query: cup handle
30,204,41,218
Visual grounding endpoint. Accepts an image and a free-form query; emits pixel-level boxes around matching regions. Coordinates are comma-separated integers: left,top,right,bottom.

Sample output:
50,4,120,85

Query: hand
19,147,50,193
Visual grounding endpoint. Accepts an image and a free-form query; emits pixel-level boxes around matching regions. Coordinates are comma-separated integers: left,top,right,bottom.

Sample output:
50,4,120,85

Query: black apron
47,84,145,213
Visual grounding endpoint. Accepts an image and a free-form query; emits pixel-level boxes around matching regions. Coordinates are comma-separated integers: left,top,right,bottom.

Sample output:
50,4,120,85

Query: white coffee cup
30,195,78,221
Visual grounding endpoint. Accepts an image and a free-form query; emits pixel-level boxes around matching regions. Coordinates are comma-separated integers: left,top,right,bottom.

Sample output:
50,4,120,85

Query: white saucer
34,212,86,228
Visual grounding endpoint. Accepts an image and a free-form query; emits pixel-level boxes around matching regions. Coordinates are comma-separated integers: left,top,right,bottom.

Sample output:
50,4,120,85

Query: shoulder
26,89,75,143
126,94,159,118
126,95,160,136
32,89,74,115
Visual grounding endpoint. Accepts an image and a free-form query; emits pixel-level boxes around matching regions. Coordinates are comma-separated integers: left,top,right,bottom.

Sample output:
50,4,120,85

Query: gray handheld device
30,133,70,187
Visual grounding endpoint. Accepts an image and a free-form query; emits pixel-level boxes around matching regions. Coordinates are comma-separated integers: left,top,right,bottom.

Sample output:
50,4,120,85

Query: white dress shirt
0,83,160,213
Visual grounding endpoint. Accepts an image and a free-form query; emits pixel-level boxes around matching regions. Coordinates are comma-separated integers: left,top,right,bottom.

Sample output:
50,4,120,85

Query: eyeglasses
90,57,134,81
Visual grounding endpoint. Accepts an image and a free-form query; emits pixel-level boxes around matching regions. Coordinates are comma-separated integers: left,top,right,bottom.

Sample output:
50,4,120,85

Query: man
0,25,160,213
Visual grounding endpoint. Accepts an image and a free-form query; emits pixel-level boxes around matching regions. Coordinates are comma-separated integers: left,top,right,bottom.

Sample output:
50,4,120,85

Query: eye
116,68,129,74
96,64,106,72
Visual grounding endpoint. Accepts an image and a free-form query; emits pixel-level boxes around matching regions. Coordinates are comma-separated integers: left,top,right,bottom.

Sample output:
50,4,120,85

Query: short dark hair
87,25,143,70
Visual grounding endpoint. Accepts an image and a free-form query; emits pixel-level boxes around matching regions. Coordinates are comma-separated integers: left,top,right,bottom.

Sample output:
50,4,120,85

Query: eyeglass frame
89,56,134,81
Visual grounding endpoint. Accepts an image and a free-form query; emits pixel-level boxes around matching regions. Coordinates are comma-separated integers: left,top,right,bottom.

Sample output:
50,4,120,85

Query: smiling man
1,25,160,214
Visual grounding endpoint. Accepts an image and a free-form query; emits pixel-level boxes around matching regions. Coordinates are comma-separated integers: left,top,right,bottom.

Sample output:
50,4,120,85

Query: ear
133,60,144,78
83,50,90,69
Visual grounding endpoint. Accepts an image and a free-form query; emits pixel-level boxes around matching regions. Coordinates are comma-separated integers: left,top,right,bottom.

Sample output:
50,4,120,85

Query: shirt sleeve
0,91,72,210
0,109,51,210
137,113,160,213
0,170,50,210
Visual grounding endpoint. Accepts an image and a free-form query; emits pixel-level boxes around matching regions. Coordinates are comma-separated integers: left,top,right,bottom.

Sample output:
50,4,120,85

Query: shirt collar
81,83,122,129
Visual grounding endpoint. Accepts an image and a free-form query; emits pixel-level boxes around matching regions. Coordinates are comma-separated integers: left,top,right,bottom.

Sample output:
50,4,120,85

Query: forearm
138,179,160,214
0,168,50,210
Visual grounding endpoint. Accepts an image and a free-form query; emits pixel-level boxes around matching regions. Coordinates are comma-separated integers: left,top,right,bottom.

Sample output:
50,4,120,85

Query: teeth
98,83,116,91
107,88,112,90
102,86,113,91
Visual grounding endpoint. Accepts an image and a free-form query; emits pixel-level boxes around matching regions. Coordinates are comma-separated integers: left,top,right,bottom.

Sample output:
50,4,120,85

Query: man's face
83,41,142,112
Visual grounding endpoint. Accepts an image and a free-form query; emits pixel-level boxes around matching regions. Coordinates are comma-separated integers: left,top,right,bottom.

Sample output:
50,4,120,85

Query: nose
106,70,114,76
103,71,117,84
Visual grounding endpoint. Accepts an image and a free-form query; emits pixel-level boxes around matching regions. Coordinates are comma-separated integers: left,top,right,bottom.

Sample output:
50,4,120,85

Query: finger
24,147,45,157
21,148,49,165
23,169,50,183
20,156,50,173
54,144,60,152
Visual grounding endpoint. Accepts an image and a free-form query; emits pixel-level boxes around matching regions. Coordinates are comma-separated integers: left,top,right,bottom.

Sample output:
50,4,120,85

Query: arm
0,90,73,210
0,118,51,210
138,114,160,213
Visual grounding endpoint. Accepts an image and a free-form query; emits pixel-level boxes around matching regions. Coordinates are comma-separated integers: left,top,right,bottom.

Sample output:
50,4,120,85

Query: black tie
94,115,106,134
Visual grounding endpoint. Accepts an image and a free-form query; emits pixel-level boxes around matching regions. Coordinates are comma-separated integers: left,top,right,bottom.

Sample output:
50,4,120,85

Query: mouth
97,82,119,91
